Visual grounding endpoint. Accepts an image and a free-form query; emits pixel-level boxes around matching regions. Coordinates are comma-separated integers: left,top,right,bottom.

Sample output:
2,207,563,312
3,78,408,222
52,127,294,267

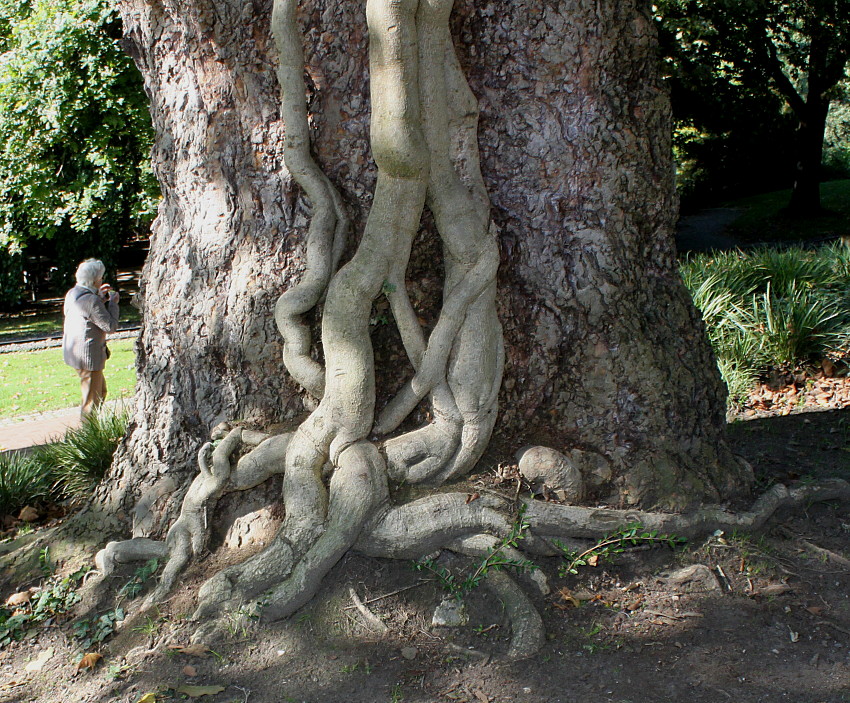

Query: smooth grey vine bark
82,0,847,661
100,0,505,630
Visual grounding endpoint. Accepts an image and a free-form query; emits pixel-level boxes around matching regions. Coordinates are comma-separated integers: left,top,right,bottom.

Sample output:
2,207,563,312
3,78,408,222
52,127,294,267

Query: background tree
657,0,850,213
0,0,159,304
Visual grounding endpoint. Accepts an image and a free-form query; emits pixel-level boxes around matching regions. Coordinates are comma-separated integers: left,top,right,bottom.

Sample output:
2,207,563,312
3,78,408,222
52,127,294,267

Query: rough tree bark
69,0,805,657
101,0,749,527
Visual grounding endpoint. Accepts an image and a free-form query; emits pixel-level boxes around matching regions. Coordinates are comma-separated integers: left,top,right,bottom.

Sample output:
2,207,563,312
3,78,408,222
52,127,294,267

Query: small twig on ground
342,580,427,609
800,540,850,569
446,642,490,661
348,586,388,634
815,619,850,637
232,685,251,703
710,687,733,700
714,565,732,592
643,610,702,620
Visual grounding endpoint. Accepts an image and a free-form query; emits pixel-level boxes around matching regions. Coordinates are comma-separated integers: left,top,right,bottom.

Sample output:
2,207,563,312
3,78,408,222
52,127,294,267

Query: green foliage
117,558,160,601
34,403,129,500
0,554,156,650
0,0,159,289
825,101,850,176
72,606,124,650
0,451,53,516
557,524,686,577
681,243,850,406
413,505,538,601
0,567,88,647
656,0,850,208
38,545,51,576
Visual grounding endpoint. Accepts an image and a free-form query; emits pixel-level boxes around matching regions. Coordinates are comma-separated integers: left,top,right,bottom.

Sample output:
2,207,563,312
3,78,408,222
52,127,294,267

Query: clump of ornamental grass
0,451,53,518
34,404,129,501
680,242,850,409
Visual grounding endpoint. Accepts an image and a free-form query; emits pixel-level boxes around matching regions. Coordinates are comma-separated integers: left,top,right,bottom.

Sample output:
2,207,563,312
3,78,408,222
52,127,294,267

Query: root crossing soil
0,408,848,703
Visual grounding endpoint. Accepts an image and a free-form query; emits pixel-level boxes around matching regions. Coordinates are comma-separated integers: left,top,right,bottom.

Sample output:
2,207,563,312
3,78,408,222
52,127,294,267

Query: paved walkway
0,400,126,453
0,406,82,452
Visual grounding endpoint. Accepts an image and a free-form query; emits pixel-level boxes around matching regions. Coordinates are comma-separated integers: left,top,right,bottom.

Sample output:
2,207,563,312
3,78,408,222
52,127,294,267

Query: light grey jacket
62,285,119,371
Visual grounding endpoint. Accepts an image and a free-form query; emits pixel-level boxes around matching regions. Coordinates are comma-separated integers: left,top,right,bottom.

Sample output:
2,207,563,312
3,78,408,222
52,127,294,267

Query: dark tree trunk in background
93,0,749,542
788,93,830,215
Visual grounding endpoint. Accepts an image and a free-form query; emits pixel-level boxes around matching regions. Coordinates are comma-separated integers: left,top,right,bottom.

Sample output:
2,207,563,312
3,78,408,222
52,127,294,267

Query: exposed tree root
91,0,850,665
97,419,850,659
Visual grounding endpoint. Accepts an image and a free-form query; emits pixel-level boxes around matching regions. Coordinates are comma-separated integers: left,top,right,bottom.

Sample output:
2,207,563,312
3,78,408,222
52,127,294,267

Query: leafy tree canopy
0,0,158,287
657,0,850,209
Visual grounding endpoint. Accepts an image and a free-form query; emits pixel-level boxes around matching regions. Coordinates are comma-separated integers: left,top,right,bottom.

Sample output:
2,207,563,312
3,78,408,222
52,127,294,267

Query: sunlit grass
0,337,136,420
680,242,850,408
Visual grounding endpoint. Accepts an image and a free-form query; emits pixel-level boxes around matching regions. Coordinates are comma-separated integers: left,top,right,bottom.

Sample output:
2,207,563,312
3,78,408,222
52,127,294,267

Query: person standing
62,259,120,417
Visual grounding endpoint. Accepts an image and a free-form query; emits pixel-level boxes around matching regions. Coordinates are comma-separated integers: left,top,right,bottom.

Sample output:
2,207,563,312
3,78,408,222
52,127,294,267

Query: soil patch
0,408,848,703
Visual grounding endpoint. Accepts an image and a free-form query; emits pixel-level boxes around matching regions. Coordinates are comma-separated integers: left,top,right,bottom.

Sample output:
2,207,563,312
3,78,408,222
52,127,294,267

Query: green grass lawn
0,338,136,420
726,179,850,242
0,307,141,344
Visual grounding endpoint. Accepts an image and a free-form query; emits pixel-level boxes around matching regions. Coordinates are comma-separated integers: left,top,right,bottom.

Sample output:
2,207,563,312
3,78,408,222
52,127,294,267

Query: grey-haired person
62,259,120,417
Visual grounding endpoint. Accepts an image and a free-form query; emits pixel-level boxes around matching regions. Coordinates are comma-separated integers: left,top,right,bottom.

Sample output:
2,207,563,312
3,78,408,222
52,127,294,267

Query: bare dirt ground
0,403,848,703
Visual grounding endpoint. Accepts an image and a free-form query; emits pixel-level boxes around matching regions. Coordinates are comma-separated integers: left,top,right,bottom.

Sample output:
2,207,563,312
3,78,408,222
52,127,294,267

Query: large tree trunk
96,0,749,547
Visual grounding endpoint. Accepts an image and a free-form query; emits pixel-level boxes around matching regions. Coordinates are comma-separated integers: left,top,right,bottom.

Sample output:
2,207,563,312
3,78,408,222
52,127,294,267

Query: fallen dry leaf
473,689,490,703
465,492,480,504
0,680,25,690
182,664,197,677
586,555,599,567
5,591,31,607
554,587,580,609
17,506,39,523
806,606,824,616
168,644,211,657
752,583,793,598
75,652,103,672
625,595,645,611
572,589,596,601
176,684,226,697
135,694,157,703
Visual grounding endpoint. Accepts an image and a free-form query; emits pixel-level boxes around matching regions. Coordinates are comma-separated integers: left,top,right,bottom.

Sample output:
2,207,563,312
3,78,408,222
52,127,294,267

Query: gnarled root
523,477,850,547
94,0,850,666
95,426,291,606
483,570,546,660
261,442,388,620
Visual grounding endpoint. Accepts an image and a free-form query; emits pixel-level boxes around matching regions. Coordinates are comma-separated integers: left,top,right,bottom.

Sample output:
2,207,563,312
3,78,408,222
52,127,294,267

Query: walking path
0,407,82,452
0,400,127,453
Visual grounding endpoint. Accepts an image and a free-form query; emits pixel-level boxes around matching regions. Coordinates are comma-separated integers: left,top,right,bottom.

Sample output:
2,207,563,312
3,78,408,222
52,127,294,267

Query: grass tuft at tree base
34,404,130,501
0,452,52,517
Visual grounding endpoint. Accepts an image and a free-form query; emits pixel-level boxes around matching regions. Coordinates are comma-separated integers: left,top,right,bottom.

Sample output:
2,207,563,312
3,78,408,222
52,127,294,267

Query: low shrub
35,404,129,500
742,283,847,368
0,246,24,309
0,452,54,517
681,242,850,408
